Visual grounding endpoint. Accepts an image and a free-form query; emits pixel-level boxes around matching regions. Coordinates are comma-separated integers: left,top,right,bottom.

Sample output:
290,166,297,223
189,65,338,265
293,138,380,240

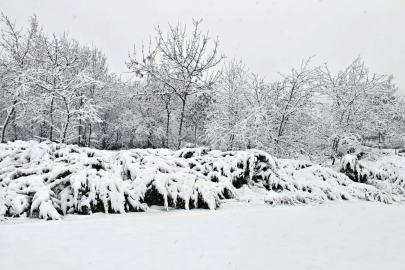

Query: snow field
1,201,405,270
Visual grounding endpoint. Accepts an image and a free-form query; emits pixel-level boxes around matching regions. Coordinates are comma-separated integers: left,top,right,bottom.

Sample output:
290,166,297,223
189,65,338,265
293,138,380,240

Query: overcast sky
1,0,404,94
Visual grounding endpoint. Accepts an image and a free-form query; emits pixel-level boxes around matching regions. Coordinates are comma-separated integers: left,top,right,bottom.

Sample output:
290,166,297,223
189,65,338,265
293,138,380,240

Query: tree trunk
39,122,43,142
78,98,83,146
62,119,70,144
39,121,46,142
82,125,87,147
61,98,70,144
49,96,54,141
229,134,234,151
1,100,17,143
277,115,285,139
194,123,197,148
50,76,57,142
177,97,187,150
331,138,339,165
88,124,92,147
78,119,81,146
165,110,170,148
12,112,17,141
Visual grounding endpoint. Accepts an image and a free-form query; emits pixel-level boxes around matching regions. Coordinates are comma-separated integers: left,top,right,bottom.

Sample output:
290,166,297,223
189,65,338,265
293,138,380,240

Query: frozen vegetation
1,9,405,270
1,14,404,164
1,141,404,221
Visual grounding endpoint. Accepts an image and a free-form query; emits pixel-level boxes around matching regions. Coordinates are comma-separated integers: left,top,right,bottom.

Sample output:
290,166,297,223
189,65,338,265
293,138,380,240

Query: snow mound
0,141,401,220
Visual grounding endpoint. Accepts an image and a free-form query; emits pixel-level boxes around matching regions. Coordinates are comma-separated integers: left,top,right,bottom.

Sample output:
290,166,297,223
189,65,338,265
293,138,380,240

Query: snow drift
0,141,403,220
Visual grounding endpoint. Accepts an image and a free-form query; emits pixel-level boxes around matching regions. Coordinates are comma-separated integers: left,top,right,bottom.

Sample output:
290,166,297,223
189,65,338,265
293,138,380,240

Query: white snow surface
1,201,405,270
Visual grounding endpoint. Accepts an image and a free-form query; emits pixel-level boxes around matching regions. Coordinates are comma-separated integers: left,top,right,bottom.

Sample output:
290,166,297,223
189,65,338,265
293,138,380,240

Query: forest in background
1,14,404,164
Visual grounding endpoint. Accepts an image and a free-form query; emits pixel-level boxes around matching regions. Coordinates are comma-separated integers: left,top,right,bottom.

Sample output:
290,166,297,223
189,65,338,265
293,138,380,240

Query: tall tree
127,19,225,149
0,14,39,143
31,34,103,143
205,59,250,150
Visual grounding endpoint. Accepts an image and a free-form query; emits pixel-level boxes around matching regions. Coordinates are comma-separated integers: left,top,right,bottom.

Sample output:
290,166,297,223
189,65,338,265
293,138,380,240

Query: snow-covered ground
1,201,405,270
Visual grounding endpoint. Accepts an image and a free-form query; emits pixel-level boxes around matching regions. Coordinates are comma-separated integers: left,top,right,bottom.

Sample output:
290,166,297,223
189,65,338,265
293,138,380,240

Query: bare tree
81,45,109,146
139,77,176,148
127,19,225,149
320,57,397,163
205,59,250,150
31,34,103,143
270,58,321,157
0,14,39,143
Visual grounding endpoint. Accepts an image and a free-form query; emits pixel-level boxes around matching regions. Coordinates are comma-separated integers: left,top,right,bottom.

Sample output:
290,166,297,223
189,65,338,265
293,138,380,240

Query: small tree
320,57,397,163
205,59,250,150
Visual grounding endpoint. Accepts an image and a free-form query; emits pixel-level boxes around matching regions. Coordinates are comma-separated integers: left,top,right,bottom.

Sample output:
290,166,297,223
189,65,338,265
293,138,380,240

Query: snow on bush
0,141,235,220
340,154,405,203
0,141,402,221
261,158,396,206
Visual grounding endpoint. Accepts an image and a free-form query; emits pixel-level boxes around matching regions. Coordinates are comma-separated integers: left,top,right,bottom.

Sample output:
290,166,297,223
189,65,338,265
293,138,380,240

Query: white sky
1,0,405,94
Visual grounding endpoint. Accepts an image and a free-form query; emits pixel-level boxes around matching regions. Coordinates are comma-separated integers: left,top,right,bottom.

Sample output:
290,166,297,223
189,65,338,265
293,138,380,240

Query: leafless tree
127,19,225,149
0,14,39,143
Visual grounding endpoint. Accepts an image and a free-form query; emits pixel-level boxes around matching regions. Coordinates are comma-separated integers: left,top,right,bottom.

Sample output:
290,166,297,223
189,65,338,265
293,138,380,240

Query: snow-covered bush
261,158,398,205
0,141,403,221
0,141,235,220
340,154,405,203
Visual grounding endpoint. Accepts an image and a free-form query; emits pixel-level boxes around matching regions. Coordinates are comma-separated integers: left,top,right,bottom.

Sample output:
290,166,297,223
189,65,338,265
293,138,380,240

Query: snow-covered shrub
0,142,235,220
0,141,403,221
340,154,366,183
262,159,387,205
340,154,405,202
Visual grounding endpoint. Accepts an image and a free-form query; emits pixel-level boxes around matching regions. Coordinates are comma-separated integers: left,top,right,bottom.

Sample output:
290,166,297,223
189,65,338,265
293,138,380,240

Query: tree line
1,15,404,163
